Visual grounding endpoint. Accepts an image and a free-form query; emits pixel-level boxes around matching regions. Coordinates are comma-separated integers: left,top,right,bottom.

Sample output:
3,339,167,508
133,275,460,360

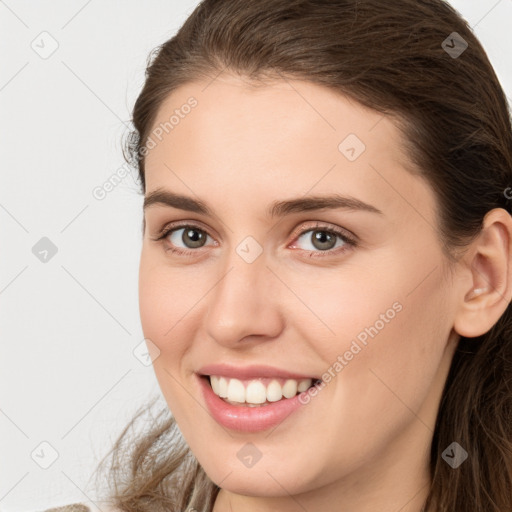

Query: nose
203,245,284,348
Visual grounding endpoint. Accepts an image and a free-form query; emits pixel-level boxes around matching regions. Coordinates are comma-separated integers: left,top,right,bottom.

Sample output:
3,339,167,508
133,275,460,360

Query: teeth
267,380,282,402
218,377,228,398
209,376,314,405
282,379,298,398
226,378,245,403
210,375,220,395
245,380,267,404
297,379,311,392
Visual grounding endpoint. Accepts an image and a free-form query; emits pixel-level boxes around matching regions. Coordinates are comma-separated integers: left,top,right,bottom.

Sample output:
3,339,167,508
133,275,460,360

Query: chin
201,455,320,498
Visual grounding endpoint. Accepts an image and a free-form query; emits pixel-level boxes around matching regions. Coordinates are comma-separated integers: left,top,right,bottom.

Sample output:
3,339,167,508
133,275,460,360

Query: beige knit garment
42,505,91,512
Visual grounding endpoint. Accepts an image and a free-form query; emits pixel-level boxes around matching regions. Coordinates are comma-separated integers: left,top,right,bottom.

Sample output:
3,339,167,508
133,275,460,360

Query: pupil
313,230,335,250
184,228,205,248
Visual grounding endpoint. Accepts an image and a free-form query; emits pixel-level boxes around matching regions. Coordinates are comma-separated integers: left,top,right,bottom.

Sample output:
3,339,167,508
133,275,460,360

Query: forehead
143,74,434,224
146,74,400,160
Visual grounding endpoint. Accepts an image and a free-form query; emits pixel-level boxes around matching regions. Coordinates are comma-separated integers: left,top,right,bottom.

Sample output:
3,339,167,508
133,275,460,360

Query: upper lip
197,363,319,381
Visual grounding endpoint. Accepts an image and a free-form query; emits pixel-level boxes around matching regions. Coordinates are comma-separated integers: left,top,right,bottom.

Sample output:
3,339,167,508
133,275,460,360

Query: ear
453,208,512,338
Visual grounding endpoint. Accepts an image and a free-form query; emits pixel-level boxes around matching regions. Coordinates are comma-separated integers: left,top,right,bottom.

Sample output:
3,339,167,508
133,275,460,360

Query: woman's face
139,75,461,502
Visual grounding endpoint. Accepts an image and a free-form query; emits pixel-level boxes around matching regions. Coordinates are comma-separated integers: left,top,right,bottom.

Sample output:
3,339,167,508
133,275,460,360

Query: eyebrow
143,188,383,217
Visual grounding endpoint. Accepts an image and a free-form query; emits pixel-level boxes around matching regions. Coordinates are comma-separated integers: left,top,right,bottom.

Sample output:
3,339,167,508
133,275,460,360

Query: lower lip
197,375,310,433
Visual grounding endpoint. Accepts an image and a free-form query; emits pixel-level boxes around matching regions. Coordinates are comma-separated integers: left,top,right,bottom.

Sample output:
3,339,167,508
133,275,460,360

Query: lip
197,374,312,432
197,363,319,380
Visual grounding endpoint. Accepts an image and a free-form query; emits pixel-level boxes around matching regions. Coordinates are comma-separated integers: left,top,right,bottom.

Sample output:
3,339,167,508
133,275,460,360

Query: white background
1,1,511,510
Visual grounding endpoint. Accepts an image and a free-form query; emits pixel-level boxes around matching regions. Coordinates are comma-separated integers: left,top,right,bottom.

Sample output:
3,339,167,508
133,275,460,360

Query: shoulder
40,503,121,512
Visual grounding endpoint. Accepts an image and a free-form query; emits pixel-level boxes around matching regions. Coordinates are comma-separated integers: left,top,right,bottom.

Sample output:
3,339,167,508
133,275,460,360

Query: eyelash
151,222,357,258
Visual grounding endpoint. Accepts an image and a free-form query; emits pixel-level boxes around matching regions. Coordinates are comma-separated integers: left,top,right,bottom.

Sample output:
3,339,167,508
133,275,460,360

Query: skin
138,73,512,512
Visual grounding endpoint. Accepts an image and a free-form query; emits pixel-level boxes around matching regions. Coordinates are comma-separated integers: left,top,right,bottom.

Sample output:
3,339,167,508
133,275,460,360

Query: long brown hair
92,1,512,510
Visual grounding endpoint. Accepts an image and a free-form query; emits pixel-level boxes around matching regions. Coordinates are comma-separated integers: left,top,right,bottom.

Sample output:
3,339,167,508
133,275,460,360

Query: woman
46,0,512,511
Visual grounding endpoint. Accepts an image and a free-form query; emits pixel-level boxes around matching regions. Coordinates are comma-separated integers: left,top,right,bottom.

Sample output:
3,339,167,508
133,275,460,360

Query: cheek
138,252,198,369
138,254,201,418
288,251,451,408
334,262,451,419
279,259,406,361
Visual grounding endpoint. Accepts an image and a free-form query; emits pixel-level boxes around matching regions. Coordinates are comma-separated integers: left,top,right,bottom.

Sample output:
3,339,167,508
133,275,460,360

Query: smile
208,375,318,406
197,372,322,432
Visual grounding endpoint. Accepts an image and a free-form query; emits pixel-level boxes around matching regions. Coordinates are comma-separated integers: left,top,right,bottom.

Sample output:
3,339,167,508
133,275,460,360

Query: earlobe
453,208,512,338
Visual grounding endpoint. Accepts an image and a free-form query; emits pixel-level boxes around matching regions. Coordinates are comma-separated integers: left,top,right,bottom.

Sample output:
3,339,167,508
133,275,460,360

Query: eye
289,223,356,257
168,226,210,249
151,223,216,256
151,221,357,258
